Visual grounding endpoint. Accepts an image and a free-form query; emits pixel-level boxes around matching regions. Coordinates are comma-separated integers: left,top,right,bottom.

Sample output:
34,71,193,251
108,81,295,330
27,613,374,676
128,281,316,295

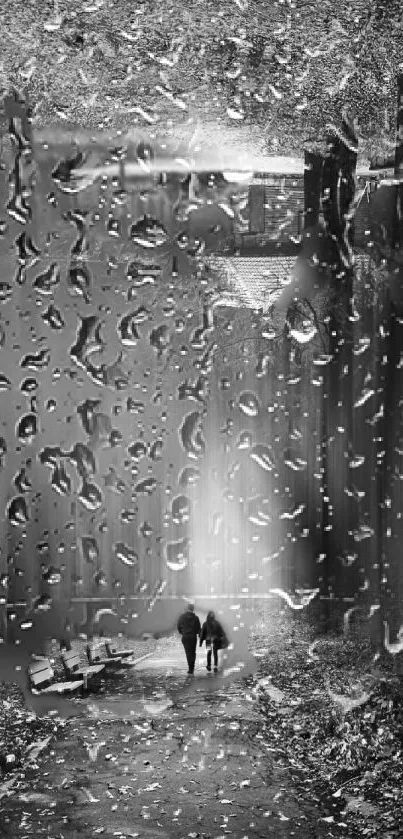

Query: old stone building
206,171,376,311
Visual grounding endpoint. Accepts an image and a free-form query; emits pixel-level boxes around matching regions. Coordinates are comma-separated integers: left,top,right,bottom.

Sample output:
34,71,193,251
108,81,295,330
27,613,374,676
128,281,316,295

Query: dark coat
199,619,226,648
177,611,201,639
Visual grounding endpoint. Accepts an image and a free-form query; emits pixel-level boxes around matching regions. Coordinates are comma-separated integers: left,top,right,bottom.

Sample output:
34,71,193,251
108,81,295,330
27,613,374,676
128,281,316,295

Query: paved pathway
1,638,345,839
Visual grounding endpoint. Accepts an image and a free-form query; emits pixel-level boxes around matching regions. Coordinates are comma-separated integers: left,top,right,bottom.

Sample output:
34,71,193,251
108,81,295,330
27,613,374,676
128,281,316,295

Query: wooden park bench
61,649,105,689
28,658,84,695
105,640,136,660
86,641,122,670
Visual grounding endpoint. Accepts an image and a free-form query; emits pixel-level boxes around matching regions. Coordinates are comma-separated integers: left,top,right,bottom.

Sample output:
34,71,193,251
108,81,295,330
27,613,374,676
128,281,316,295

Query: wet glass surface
0,87,400,649
1,46,403,834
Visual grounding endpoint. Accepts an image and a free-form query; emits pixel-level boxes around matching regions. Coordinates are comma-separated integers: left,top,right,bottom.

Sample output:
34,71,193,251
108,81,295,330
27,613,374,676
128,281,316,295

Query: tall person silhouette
177,603,201,675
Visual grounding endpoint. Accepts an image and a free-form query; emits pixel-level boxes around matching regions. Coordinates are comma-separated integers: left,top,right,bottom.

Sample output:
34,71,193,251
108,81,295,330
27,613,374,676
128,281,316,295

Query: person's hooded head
187,603,195,612
206,610,218,631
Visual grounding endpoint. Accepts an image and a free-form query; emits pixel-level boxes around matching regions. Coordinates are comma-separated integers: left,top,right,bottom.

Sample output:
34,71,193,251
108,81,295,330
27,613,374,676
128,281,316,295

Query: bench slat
62,651,82,672
38,680,83,694
30,668,54,687
87,664,105,675
28,658,55,687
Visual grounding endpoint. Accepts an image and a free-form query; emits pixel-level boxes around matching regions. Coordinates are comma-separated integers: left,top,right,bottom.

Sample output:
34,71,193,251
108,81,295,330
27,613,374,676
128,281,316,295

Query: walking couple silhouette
177,603,228,675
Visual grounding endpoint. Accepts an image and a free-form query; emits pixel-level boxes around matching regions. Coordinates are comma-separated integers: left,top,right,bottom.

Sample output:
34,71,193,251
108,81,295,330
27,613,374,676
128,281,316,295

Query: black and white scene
0,1,403,837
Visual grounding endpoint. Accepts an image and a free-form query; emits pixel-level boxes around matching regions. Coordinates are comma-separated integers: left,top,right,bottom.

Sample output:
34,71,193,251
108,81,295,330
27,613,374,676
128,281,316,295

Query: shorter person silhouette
199,610,227,673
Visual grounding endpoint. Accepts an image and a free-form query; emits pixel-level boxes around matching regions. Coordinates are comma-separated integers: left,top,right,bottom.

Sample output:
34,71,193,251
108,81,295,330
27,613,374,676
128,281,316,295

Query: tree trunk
380,75,403,652
318,117,358,629
304,151,322,229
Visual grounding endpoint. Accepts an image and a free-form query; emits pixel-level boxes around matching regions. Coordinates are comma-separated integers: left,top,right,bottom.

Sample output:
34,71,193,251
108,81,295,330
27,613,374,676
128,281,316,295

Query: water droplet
149,439,163,461
139,521,153,538
103,354,129,391
289,324,317,344
66,442,96,479
70,316,103,369
279,504,305,521
171,495,191,524
52,463,72,496
150,324,170,354
78,480,103,510
52,150,86,193
94,570,108,587
16,413,38,445
77,399,110,438
127,398,145,414
0,373,11,391
33,263,60,295
36,540,49,555
349,454,365,469
42,304,65,330
261,325,277,340
236,431,253,450
42,566,62,585
20,377,38,394
0,282,12,303
38,445,62,469
178,376,208,403
106,216,121,239
238,391,260,417
32,593,52,611
352,525,374,542
339,551,358,567
114,542,138,566
69,263,91,303
130,215,169,248
120,509,137,524
20,349,50,371
128,275,156,290
103,467,126,494
110,429,123,448
117,312,141,346
354,389,375,408
14,467,31,493
131,305,150,324
311,375,324,388
190,326,208,352
284,455,307,472
248,495,271,526
175,317,185,333
134,477,157,495
353,337,371,356
187,238,204,258
176,231,189,250
255,353,270,377
179,411,205,459
128,441,148,461
250,444,274,471
7,496,30,526
81,536,99,563
46,398,57,412
312,353,332,367
178,466,200,487
127,258,161,280
165,537,190,571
